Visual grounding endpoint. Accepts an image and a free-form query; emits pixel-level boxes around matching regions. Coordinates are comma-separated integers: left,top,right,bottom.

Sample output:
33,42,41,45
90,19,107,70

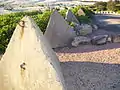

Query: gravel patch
56,43,120,90
60,61,120,90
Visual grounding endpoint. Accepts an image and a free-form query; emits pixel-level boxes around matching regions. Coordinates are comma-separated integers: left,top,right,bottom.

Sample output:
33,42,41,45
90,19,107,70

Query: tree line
89,0,120,12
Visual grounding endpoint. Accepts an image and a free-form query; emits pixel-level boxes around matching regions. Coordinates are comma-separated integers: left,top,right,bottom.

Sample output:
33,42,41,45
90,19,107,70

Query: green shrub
59,9,67,18
0,10,50,52
116,4,120,11
94,2,107,11
71,6,81,15
82,7,94,18
117,10,120,13
107,1,117,12
77,15,91,24
36,10,51,33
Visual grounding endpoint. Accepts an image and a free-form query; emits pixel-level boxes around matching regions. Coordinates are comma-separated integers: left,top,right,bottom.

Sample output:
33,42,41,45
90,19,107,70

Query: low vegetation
0,10,50,52
71,6,93,23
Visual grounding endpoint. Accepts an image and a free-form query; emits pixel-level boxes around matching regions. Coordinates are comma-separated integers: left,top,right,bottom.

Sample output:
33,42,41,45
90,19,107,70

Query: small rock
92,24,98,30
91,35,109,45
74,23,81,30
113,34,120,43
73,22,81,36
80,24,93,35
72,36,91,47
107,35,112,42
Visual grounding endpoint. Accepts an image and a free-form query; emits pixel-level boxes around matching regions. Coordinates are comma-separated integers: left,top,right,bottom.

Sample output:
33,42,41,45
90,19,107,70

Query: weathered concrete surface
66,10,80,24
0,16,66,90
45,10,76,48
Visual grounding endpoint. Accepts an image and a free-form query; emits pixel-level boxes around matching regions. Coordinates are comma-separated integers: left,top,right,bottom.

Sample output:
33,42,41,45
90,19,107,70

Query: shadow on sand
61,61,120,90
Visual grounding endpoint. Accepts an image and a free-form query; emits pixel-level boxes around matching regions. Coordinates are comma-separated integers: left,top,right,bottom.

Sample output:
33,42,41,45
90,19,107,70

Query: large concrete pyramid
0,16,66,90
45,10,76,48
65,10,80,24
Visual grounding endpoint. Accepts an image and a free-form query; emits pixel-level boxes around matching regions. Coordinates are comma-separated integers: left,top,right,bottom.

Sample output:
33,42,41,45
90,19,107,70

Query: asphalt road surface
94,14,120,33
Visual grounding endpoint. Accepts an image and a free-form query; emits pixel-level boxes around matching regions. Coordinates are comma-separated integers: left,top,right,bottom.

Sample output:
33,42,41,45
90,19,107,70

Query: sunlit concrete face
0,16,66,90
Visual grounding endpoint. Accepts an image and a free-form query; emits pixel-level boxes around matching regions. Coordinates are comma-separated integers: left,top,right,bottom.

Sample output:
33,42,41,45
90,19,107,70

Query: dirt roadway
94,14,120,33
56,43,120,90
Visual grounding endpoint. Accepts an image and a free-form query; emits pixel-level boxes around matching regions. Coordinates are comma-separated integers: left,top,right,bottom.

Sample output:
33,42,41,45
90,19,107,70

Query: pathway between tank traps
56,43,120,90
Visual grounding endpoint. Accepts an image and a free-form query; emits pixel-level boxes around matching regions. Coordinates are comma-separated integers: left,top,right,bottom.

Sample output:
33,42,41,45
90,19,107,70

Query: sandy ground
55,42,120,90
